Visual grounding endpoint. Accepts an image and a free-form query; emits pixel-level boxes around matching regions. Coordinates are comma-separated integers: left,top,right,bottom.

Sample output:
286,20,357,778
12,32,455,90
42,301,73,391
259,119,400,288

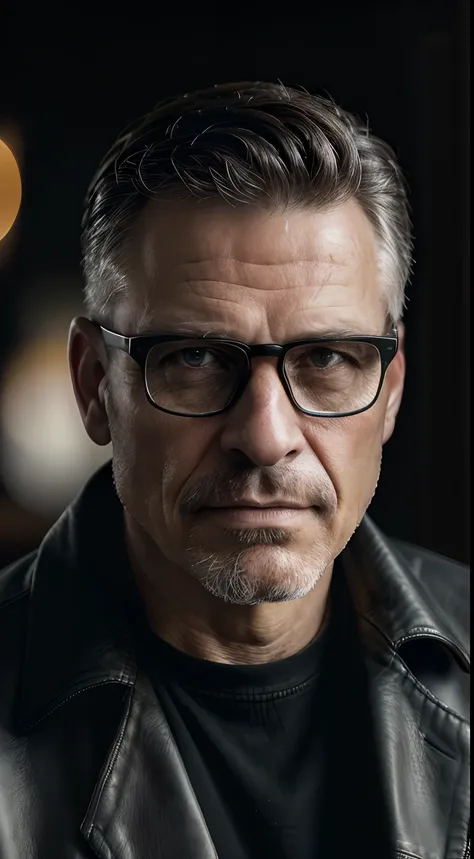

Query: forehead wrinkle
136,276,355,335
137,294,261,335
175,261,344,296
180,279,335,295
173,258,351,292
176,256,350,269
181,290,260,309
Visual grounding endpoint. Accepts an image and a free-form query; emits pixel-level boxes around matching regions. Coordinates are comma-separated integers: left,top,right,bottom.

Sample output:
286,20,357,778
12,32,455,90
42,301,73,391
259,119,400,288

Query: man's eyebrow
138,324,235,339
137,325,384,340
297,327,384,338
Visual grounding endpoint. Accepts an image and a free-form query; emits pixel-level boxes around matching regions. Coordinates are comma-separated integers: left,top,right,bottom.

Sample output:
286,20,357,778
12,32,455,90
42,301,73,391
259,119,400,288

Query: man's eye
179,348,216,368
307,348,346,369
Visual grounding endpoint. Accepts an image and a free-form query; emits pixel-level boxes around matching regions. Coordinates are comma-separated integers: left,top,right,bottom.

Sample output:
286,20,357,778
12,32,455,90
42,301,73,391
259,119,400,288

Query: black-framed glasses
99,326,398,418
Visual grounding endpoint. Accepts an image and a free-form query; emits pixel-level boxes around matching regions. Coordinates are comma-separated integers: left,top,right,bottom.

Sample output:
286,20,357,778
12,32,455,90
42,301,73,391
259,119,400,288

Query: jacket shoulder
389,536,469,644
390,537,469,594
0,551,36,609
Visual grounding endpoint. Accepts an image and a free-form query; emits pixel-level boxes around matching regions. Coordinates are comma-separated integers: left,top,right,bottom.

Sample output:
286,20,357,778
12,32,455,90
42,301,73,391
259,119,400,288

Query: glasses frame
99,325,399,419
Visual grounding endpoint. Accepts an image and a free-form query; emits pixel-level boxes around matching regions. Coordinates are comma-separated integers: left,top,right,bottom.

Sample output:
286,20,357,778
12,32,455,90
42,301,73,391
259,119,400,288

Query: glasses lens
145,340,247,415
284,340,382,414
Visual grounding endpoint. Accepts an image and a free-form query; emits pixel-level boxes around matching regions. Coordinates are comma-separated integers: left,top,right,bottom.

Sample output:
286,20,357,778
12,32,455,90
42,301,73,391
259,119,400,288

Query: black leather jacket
0,466,470,859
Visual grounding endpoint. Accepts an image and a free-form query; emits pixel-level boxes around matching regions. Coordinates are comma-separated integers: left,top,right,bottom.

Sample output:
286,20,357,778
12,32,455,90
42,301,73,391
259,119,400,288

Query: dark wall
0,1,469,564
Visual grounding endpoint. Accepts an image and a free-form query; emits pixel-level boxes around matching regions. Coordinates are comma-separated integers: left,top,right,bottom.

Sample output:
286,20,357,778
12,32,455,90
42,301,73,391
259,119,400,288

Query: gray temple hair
81,81,413,323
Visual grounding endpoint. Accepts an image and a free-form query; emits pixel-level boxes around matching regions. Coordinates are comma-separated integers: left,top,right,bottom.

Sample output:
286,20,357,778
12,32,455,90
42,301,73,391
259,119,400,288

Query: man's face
95,200,404,604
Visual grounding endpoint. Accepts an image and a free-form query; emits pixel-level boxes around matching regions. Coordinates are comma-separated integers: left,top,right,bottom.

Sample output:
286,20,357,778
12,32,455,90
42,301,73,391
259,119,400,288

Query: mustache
179,465,337,515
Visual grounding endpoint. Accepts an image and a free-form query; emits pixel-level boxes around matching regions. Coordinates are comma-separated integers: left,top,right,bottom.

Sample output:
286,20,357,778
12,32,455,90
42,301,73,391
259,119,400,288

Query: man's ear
382,322,406,445
68,317,111,446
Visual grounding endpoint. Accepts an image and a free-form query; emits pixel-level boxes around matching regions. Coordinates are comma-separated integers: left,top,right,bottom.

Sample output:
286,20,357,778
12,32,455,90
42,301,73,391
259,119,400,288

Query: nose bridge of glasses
238,344,291,408
247,344,284,360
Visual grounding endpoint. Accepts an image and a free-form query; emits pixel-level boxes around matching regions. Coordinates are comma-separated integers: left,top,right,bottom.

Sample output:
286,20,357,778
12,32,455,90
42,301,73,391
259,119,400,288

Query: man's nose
219,361,306,467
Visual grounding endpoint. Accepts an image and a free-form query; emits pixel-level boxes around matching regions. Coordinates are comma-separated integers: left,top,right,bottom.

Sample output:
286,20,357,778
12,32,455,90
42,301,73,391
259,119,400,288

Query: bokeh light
0,139,22,241
0,317,111,515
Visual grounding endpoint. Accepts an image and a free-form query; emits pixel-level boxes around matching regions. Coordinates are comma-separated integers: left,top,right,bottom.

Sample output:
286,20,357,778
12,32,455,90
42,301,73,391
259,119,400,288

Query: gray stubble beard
185,525,333,605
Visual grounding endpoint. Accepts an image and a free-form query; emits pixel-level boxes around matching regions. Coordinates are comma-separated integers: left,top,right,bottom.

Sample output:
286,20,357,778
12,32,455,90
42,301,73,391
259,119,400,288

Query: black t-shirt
141,572,393,858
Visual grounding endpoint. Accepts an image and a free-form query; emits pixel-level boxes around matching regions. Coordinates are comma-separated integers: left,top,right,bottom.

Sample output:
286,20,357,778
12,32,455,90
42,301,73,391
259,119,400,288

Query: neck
125,513,333,665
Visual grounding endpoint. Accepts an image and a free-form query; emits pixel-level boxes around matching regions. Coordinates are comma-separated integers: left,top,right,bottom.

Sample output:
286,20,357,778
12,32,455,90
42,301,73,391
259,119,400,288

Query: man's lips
204,499,311,509
198,503,313,525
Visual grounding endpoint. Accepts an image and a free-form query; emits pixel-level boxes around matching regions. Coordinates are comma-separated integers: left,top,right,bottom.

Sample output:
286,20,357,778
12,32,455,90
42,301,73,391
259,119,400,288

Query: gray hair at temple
81,81,413,323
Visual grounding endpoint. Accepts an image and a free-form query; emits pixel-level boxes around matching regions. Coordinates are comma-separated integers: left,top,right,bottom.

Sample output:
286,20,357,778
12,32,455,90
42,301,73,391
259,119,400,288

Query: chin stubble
185,523,332,605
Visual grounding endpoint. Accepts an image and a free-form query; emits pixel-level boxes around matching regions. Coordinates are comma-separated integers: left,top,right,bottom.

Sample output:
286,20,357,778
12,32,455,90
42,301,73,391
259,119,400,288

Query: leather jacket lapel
81,671,218,859
341,519,470,859
360,626,470,859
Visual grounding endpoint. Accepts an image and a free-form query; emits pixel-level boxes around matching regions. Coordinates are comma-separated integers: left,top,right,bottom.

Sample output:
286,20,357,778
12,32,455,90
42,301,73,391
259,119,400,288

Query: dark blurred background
0,1,469,568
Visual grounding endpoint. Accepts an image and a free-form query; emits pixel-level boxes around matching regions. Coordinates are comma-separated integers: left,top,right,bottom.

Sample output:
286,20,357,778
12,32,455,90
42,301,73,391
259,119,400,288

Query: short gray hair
81,81,412,322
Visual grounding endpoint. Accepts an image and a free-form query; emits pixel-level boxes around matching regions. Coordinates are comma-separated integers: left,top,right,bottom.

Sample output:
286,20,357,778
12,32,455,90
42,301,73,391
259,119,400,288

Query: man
0,82,469,859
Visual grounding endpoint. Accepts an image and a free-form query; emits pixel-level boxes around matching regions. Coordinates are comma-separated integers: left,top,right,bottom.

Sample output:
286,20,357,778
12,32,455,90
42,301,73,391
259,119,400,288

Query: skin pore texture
69,199,405,665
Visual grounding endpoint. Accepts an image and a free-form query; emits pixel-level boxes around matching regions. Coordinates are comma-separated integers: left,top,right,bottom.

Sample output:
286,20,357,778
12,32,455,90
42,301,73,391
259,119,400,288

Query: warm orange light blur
0,139,22,240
